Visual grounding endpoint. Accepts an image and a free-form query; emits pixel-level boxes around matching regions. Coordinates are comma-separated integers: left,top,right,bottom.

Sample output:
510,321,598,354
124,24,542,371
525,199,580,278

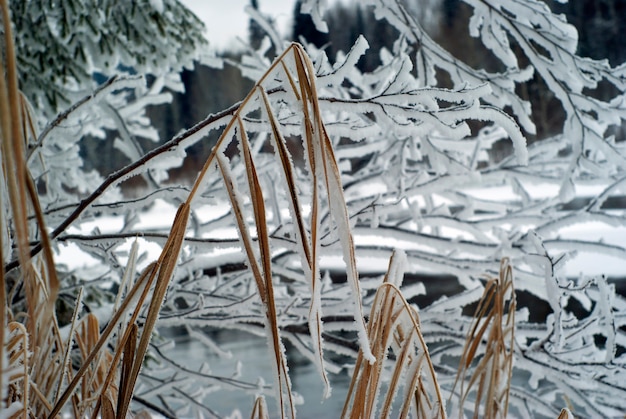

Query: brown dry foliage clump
0,1,577,416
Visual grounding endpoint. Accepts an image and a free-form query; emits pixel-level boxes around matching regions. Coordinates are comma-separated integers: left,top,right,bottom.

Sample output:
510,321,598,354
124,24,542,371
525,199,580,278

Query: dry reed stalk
342,252,445,419
1,16,370,415
180,43,373,416
115,323,137,419
115,202,190,418
5,322,29,413
101,394,116,419
0,1,62,416
74,314,117,415
251,396,270,419
451,258,516,419
49,204,189,418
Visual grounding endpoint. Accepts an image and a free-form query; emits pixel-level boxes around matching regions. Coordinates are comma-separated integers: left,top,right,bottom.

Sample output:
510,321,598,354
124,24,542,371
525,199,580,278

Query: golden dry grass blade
116,323,138,419
380,319,414,416
0,13,35,413
557,408,574,419
215,152,266,299
74,313,110,415
89,320,136,419
341,348,364,418
297,72,330,401
48,262,157,418
251,396,270,419
0,3,64,416
343,279,444,419
25,174,60,350
116,202,190,418
100,394,115,419
54,287,83,405
258,84,332,397
216,139,295,418
242,120,296,417
7,348,29,416
90,244,140,418
452,258,516,419
6,322,30,418
293,45,373,363
0,0,29,274
30,381,54,414
257,88,311,268
280,61,301,102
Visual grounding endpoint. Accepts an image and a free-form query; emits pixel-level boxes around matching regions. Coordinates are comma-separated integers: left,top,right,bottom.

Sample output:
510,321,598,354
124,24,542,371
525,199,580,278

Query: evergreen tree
248,0,264,50
292,0,328,48
13,0,215,206
11,0,209,116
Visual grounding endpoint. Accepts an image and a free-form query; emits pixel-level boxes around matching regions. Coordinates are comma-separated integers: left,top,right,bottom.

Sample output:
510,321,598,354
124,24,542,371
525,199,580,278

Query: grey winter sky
180,1,353,50
179,0,297,50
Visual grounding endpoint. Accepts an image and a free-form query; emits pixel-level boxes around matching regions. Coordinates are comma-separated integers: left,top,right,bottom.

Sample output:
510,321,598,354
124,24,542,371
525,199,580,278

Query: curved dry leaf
452,258,516,419
343,279,444,419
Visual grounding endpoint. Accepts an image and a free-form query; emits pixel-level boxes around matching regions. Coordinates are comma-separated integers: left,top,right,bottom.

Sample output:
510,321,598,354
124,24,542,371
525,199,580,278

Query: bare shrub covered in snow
2,0,626,417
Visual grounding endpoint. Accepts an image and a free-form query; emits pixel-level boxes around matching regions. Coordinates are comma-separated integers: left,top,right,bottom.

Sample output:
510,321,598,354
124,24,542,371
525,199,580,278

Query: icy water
54,199,626,417
161,272,609,418
167,330,353,417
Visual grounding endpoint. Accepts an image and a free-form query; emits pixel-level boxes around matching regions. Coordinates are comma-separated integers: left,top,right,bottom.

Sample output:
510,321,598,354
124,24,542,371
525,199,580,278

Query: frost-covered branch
8,0,626,417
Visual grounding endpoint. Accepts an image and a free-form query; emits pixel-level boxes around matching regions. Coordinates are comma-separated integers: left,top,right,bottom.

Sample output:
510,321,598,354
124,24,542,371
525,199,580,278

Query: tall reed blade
251,396,270,419
180,43,373,414
48,262,156,417
257,85,331,397
116,323,137,419
343,252,445,419
116,202,190,418
0,2,63,415
452,258,516,419
293,45,373,364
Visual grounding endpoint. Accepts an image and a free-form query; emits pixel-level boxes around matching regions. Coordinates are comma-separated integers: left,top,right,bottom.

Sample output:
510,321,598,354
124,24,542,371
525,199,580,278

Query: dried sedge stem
54,287,83,405
116,203,190,418
180,43,371,414
0,2,64,417
557,408,575,419
343,279,444,419
115,323,138,419
48,262,156,418
7,39,374,418
0,0,28,272
258,84,332,396
452,258,516,419
250,396,270,419
6,322,30,418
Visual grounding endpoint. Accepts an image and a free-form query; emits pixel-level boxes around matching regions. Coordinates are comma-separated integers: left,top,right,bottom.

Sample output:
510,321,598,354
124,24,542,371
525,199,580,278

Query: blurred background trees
143,0,626,185
16,0,626,183
7,0,626,416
